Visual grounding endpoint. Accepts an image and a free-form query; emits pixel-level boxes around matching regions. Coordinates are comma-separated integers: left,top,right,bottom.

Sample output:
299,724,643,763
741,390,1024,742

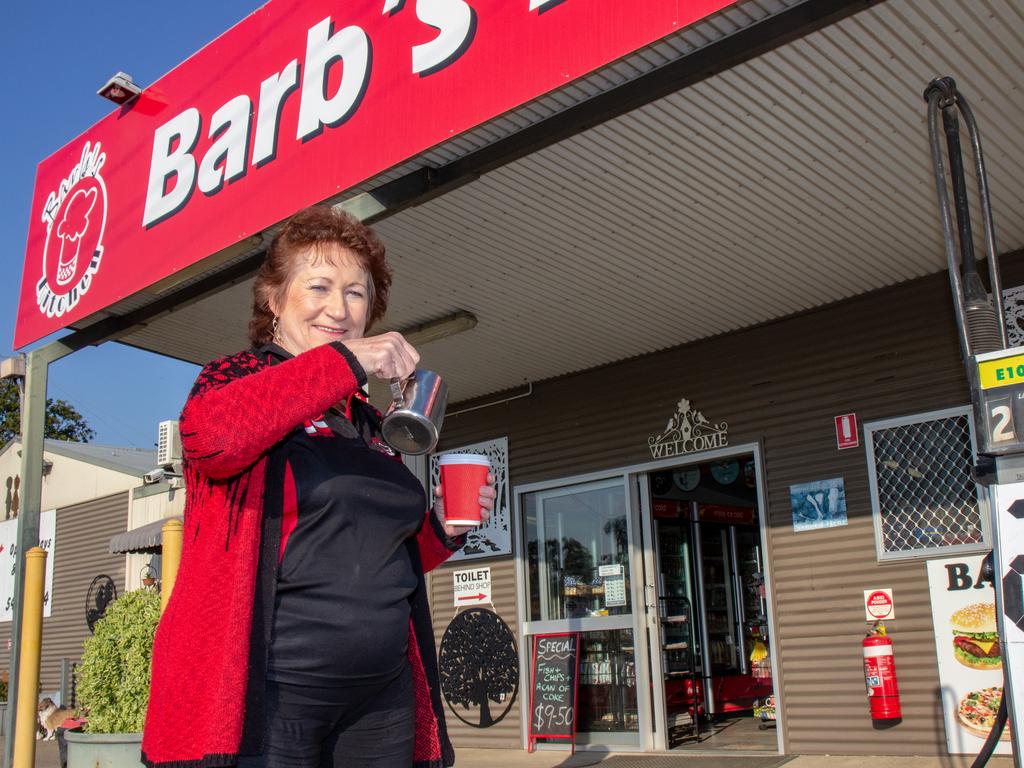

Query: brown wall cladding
0,492,128,696
429,555,522,748
432,257,1024,757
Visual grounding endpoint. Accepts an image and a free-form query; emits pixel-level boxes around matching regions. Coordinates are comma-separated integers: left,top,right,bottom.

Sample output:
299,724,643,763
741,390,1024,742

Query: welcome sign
16,0,736,348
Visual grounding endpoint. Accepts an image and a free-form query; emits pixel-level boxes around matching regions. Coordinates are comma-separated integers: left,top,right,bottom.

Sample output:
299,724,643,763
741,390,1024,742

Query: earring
272,316,280,342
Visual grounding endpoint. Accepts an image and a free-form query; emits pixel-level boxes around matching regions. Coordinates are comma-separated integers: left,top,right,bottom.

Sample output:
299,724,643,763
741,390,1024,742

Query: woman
142,205,495,768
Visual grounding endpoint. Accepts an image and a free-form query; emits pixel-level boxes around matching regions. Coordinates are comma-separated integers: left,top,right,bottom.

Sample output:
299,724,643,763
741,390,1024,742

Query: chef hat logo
54,188,98,286
37,141,108,319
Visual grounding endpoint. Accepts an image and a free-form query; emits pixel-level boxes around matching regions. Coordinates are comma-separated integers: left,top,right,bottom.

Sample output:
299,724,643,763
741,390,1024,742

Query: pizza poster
926,555,1011,754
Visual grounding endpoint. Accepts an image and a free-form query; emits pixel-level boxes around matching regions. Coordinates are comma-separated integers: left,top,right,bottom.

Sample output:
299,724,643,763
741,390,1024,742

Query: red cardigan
142,343,458,768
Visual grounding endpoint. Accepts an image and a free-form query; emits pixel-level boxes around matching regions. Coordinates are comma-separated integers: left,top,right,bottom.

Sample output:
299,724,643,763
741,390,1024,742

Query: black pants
237,664,415,768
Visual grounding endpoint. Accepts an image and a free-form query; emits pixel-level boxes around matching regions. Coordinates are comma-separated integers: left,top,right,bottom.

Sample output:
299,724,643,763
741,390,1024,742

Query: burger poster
926,555,1010,754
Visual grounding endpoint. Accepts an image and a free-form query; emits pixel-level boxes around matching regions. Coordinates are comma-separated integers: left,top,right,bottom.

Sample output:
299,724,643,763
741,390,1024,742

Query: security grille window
865,407,989,561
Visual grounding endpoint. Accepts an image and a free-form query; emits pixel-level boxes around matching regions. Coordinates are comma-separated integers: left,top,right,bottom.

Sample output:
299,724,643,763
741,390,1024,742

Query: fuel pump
925,76,1022,767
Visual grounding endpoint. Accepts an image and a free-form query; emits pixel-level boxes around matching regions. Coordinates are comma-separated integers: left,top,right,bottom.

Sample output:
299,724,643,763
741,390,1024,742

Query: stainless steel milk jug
381,369,448,455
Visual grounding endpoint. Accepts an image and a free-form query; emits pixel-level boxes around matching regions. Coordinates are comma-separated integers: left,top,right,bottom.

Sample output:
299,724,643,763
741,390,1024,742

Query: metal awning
109,517,182,555
110,0,1024,408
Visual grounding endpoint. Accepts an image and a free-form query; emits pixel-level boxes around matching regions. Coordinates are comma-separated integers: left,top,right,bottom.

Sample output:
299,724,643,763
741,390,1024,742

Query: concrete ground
26,739,1017,767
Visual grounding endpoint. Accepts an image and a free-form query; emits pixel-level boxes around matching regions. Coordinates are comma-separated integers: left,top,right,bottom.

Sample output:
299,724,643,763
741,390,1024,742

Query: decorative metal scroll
430,437,511,561
648,398,728,459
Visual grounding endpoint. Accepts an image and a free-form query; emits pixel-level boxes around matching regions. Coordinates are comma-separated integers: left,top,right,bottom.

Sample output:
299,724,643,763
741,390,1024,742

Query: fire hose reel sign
865,588,896,621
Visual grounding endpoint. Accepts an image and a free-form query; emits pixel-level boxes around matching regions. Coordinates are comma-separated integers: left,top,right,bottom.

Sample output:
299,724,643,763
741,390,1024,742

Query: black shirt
262,346,427,686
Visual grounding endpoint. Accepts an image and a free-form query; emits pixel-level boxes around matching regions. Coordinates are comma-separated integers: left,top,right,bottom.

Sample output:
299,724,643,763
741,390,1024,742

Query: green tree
0,378,95,445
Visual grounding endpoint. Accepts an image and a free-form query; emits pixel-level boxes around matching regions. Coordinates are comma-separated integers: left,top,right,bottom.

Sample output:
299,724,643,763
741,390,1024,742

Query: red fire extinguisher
863,621,902,720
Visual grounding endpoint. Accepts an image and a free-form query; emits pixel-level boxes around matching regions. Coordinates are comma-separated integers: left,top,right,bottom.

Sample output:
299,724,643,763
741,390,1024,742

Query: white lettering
252,61,300,166
143,108,201,227
198,95,253,195
650,431,728,459
412,0,474,75
538,638,572,654
296,18,371,141
529,0,561,9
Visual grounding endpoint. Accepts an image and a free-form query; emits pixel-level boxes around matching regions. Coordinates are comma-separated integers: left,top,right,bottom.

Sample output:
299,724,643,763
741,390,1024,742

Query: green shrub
77,589,160,733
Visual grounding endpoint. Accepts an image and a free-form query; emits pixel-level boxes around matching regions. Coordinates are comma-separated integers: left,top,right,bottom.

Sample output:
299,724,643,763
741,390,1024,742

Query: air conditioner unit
157,420,182,468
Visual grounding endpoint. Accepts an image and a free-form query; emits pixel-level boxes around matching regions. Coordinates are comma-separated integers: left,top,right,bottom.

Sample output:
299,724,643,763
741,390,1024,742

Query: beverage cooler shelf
658,594,701,745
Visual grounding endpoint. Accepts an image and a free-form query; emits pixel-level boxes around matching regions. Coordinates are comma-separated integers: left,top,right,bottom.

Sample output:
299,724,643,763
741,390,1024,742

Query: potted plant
65,588,160,768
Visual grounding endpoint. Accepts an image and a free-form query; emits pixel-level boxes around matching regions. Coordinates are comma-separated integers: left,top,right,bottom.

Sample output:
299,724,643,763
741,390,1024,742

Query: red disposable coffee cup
439,453,491,526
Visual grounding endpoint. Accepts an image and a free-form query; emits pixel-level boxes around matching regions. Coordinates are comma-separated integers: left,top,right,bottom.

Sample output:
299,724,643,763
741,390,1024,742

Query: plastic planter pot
64,731,144,768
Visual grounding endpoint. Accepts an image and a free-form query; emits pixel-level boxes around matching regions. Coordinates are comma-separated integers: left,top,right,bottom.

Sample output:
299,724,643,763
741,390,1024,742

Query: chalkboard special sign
528,632,580,752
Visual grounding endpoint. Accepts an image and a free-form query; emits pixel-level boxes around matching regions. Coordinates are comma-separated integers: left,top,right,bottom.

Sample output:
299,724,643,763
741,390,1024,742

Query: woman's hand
340,332,420,381
434,473,497,539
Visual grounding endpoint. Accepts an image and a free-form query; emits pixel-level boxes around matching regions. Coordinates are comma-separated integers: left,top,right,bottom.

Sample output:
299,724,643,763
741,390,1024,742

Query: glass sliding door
521,478,643,747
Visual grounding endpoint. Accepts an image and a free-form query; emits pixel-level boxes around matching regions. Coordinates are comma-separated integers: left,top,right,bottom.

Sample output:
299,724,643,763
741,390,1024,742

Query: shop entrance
515,444,781,753
639,450,779,752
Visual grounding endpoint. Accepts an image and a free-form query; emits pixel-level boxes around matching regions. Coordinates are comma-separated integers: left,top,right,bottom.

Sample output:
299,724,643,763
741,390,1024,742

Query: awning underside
92,0,1024,405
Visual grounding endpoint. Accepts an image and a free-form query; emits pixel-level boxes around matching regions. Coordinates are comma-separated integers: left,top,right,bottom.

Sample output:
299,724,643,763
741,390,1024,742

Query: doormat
560,756,793,768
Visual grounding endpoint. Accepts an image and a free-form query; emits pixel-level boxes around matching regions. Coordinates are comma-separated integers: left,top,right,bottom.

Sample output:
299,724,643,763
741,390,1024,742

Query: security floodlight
98,72,142,105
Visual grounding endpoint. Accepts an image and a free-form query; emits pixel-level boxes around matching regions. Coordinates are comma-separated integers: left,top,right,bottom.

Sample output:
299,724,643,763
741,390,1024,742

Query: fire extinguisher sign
835,413,859,450
864,588,896,621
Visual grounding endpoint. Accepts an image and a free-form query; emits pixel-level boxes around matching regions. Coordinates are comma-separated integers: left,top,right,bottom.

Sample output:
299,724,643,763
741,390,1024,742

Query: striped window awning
109,517,182,554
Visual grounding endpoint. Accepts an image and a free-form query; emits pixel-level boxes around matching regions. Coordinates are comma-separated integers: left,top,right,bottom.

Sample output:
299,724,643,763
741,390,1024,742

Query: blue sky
4,2,263,448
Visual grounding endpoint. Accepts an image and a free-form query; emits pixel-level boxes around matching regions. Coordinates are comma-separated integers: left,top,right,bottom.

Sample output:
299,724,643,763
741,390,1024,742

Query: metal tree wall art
438,608,518,728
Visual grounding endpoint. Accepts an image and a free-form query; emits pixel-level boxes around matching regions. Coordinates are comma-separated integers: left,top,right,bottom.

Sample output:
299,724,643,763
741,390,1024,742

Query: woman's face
272,243,370,356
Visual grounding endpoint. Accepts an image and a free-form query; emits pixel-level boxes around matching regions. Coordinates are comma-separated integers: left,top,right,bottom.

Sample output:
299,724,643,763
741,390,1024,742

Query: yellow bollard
13,547,47,768
161,519,183,614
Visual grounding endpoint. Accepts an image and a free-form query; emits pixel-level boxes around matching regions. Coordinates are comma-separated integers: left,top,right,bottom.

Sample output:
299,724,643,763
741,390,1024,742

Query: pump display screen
973,348,1024,456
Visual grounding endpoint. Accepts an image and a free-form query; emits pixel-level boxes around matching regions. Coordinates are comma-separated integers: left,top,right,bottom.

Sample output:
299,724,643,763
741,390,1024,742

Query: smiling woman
250,205,392,348
272,245,371,352
142,204,498,768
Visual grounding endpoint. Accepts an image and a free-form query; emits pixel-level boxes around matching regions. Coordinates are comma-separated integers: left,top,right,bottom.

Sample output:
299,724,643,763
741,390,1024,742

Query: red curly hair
249,205,392,346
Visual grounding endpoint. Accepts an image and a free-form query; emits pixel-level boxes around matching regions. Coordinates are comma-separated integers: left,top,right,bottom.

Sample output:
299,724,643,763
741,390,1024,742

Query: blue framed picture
790,477,848,532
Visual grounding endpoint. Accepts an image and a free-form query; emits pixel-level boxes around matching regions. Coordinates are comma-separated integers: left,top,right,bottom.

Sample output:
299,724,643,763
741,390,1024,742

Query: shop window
865,407,988,561
576,629,638,733
522,480,631,622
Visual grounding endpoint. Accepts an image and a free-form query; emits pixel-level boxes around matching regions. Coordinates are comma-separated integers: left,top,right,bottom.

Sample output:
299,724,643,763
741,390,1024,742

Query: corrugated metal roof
43,441,156,476
117,0,1024,406
0,439,156,477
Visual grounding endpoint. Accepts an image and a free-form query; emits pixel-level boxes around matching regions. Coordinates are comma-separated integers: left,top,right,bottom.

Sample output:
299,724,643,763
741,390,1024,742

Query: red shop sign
15,0,736,348
698,503,754,526
652,498,684,518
